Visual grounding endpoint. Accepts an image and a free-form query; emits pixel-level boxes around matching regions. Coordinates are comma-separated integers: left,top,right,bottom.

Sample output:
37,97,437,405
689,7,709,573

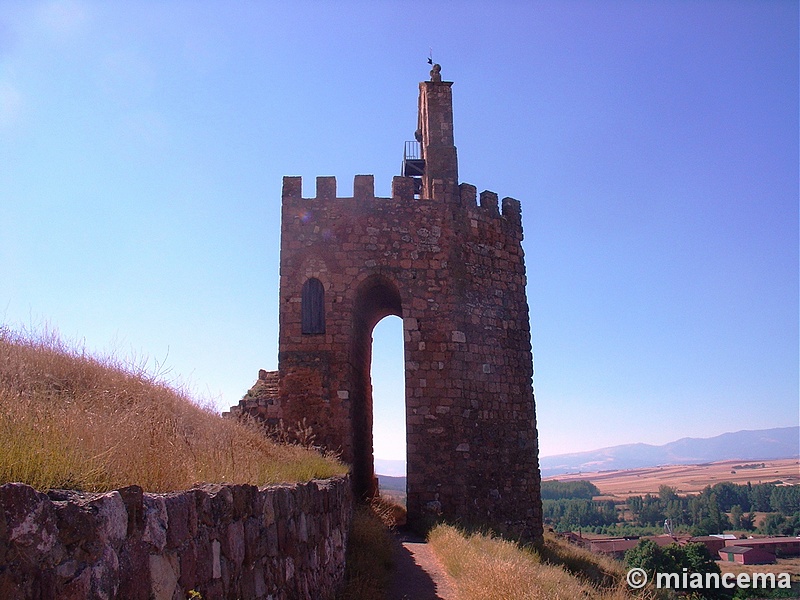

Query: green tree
540,480,601,500
681,542,721,575
625,541,726,599
659,485,678,503
761,513,786,535
711,482,749,512
664,499,686,527
628,495,644,515
624,539,671,575
598,500,618,525
740,512,755,531
782,511,800,536
729,504,743,529
679,543,727,600
749,483,773,512
705,492,731,533
770,486,800,515
688,495,706,526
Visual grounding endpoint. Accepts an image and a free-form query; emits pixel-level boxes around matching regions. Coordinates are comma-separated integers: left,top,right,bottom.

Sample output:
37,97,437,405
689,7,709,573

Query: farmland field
544,458,799,500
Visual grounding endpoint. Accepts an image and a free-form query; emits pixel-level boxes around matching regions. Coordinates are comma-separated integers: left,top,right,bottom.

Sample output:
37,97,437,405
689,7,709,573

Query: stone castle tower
230,69,543,541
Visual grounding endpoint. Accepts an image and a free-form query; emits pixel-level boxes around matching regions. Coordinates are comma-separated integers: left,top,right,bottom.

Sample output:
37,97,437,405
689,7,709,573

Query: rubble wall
0,475,352,599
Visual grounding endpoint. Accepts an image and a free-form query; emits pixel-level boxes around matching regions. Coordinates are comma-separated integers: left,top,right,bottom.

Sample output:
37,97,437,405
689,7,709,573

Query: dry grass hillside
0,326,345,492
428,525,659,600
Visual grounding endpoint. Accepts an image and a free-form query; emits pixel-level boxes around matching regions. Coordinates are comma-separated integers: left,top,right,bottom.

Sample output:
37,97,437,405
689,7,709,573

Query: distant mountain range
375,426,799,486
376,474,406,492
539,426,799,478
375,458,406,477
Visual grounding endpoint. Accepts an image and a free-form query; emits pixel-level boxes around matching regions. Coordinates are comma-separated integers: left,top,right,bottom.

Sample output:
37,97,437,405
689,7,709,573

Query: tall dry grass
0,326,345,492
428,525,662,600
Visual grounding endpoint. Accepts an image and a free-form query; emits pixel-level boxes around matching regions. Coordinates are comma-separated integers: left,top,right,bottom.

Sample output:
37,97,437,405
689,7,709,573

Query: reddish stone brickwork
234,74,543,542
228,369,281,425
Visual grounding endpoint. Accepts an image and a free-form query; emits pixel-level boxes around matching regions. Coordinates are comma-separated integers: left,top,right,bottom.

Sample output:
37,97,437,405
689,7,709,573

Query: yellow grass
369,494,408,529
0,326,345,492
428,525,659,600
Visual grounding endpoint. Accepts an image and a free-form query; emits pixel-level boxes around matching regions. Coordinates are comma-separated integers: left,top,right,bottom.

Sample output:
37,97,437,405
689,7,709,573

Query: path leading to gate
387,530,458,600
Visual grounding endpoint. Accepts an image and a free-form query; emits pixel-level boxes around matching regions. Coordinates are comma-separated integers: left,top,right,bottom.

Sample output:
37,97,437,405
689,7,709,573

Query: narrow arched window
301,278,325,334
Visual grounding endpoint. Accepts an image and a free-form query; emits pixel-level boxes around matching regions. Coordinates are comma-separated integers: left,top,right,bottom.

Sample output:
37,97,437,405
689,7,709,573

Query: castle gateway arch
233,69,543,541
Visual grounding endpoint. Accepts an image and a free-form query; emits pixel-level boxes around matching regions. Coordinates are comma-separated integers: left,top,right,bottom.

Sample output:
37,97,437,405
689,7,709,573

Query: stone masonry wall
228,75,543,542
0,476,352,600
276,174,542,541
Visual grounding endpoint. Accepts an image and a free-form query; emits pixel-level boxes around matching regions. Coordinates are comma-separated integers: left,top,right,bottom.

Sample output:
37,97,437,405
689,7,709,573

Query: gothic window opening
301,278,325,334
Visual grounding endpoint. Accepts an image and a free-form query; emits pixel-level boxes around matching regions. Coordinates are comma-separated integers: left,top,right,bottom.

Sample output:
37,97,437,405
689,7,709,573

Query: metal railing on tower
401,140,424,196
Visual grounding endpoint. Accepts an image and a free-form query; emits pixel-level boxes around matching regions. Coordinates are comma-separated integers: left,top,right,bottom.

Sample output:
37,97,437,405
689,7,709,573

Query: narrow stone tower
231,68,543,541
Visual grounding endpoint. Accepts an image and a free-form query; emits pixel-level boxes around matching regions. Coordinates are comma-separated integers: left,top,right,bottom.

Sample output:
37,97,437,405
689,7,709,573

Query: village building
724,537,800,559
687,535,735,556
718,546,777,565
588,535,681,560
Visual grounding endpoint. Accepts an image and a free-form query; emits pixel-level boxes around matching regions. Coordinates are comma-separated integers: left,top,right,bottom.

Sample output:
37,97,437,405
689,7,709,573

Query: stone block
149,553,179,600
353,174,374,200
391,176,415,201
0,483,59,557
142,496,168,552
316,176,336,200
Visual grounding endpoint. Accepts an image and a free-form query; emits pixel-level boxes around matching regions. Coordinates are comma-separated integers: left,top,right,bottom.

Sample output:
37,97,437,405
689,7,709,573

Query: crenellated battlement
281,175,523,231
282,175,379,202
457,182,522,225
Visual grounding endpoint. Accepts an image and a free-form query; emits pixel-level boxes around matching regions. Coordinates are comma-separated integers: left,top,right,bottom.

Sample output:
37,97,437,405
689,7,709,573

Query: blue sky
1,1,797,464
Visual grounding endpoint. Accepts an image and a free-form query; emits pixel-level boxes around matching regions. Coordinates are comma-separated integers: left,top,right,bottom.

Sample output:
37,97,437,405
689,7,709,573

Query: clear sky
1,1,797,464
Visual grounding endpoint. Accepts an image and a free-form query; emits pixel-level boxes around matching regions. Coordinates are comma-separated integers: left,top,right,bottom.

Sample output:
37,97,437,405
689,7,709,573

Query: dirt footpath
387,531,458,600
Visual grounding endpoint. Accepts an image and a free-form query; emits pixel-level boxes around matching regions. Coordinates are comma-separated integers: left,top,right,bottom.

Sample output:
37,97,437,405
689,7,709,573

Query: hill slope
540,426,799,478
0,327,344,491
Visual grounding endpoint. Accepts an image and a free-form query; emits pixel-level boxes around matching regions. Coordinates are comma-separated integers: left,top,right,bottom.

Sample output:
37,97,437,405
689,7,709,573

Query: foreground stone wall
0,476,352,600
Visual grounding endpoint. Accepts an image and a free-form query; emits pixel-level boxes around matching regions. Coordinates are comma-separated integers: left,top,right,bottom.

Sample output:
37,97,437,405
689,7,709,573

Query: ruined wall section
225,369,281,425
